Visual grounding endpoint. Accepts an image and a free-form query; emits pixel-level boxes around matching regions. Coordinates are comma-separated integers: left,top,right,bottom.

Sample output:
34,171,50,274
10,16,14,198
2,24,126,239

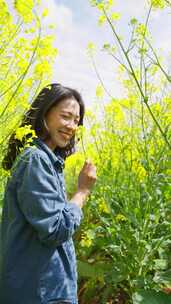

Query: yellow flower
42,8,48,18
87,42,96,54
35,62,51,76
132,161,147,181
96,84,104,99
98,199,110,214
110,12,121,21
108,0,114,6
98,15,106,26
80,230,95,248
115,214,127,222
15,125,36,142
75,125,86,139
136,24,147,36
97,0,114,11
97,3,104,11
14,0,34,23
80,238,93,248
150,0,165,9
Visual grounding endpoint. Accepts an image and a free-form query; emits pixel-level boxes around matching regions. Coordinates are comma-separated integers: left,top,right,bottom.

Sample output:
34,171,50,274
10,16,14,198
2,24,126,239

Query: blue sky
40,1,171,107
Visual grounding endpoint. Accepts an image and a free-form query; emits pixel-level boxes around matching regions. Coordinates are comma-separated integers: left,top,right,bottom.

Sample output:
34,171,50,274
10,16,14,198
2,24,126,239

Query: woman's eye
61,114,79,125
62,115,70,120
75,120,79,125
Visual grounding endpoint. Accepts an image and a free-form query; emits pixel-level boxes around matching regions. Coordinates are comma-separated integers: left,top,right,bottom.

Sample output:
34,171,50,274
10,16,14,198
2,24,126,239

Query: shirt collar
33,138,65,171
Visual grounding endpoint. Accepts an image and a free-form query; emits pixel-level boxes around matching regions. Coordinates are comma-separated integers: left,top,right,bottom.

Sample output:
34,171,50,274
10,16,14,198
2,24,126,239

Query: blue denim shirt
0,138,83,304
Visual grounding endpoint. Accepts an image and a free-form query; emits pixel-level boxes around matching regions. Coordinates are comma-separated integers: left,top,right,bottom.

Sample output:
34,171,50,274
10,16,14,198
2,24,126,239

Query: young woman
0,83,96,304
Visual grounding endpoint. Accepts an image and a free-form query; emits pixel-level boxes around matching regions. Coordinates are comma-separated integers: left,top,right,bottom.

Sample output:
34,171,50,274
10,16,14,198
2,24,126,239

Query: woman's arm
16,152,84,248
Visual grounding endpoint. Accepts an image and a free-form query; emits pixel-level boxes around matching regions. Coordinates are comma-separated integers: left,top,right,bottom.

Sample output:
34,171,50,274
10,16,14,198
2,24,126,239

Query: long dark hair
2,83,85,170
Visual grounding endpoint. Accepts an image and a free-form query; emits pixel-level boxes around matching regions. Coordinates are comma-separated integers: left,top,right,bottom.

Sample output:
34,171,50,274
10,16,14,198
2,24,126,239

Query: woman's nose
66,120,77,131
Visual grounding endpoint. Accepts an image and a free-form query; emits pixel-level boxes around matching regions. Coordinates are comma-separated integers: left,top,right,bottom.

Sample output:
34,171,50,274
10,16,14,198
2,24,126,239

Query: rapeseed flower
98,198,110,214
15,125,36,142
115,214,127,222
80,230,95,248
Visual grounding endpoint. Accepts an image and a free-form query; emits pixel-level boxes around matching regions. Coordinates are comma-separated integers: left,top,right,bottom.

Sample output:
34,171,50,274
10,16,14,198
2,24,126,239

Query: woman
0,83,96,304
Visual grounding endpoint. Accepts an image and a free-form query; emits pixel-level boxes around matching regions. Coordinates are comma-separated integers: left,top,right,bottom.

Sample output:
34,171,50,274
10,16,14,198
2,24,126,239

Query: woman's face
44,97,80,150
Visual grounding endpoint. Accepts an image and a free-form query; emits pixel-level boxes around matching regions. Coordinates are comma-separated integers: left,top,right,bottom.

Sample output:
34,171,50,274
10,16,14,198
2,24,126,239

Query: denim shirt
0,138,83,304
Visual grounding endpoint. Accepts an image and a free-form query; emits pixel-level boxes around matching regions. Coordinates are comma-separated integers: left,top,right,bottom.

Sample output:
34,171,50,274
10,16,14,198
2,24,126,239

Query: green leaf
154,259,168,270
103,43,111,50
154,269,171,285
130,18,138,25
133,290,171,304
77,260,125,283
77,260,111,279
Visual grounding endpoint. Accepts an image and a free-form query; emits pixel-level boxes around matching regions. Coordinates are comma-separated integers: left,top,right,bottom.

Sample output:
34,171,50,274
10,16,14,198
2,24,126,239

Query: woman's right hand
70,160,96,208
77,160,97,194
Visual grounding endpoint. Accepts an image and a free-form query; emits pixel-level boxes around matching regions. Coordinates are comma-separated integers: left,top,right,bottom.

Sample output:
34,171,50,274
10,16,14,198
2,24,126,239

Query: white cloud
38,1,171,106
41,0,73,31
5,0,171,109
117,0,147,17
38,1,122,107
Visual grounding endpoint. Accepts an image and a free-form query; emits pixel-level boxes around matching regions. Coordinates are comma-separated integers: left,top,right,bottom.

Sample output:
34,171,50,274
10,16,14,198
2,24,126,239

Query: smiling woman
3,83,85,168
0,83,97,304
45,97,80,151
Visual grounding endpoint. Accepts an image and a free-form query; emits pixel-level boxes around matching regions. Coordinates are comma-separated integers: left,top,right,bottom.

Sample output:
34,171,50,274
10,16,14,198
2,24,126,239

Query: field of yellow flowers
0,1,170,303
64,1,171,303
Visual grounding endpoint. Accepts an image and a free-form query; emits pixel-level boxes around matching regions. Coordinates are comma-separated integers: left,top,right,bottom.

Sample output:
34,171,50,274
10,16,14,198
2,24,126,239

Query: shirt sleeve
17,152,83,247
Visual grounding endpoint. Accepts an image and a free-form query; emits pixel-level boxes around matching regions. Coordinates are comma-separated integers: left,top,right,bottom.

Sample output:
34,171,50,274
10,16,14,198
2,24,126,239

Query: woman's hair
2,83,85,170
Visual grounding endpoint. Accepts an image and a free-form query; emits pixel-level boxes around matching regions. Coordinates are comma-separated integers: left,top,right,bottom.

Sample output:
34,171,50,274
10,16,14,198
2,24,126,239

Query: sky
18,0,171,108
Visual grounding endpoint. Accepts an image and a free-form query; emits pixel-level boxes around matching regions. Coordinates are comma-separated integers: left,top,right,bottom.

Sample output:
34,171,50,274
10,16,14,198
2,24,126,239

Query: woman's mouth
58,131,72,140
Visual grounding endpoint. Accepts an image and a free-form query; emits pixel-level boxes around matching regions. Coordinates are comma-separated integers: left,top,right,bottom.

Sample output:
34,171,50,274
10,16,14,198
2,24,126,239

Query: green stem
145,37,171,83
103,8,171,150
139,6,152,175
0,13,41,119
103,9,146,100
0,19,23,56
80,132,87,159
164,0,171,6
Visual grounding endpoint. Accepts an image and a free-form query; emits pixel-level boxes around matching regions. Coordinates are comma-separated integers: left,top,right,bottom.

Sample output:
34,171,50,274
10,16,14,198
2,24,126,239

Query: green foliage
133,290,171,304
65,91,171,302
65,0,171,302
0,0,170,302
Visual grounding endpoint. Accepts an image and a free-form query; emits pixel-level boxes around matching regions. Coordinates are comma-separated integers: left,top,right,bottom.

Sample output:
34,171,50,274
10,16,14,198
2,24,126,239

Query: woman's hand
78,160,97,193
70,160,96,208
